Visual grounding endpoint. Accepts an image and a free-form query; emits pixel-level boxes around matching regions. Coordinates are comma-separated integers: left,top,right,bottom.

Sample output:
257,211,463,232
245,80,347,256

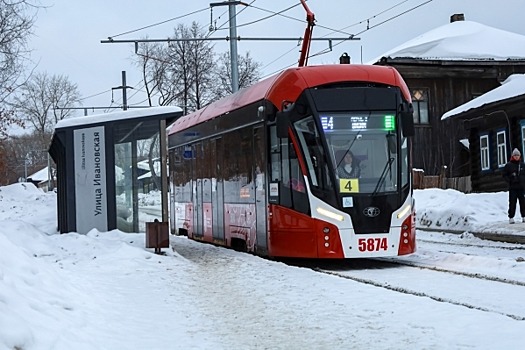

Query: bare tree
13,72,80,140
0,0,40,138
187,22,215,111
135,22,216,114
1,131,51,184
214,51,262,99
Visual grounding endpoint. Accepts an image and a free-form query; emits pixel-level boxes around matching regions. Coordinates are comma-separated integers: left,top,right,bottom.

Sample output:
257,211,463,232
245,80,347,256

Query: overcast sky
30,0,525,115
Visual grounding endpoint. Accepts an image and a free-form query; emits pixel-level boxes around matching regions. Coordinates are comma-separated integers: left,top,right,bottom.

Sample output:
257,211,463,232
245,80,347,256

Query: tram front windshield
320,111,409,195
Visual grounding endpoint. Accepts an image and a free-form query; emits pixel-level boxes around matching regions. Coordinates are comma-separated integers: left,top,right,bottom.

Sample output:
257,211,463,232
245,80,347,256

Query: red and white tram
168,63,416,259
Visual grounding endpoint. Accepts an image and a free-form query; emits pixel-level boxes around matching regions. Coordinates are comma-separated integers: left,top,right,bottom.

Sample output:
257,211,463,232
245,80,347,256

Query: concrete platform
472,221,525,244
418,222,525,244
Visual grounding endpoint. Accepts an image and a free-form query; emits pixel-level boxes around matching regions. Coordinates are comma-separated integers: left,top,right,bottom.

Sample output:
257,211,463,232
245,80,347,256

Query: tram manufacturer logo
363,207,380,217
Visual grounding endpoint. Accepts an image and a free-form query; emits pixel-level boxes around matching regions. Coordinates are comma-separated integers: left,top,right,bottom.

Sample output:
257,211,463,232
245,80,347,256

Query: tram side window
223,129,254,203
173,146,192,203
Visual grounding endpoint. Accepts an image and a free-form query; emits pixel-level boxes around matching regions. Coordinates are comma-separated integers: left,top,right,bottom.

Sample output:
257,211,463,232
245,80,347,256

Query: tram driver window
293,116,332,191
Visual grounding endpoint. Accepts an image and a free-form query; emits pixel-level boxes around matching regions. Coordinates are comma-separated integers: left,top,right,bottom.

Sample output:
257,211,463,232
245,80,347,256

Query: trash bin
145,219,169,254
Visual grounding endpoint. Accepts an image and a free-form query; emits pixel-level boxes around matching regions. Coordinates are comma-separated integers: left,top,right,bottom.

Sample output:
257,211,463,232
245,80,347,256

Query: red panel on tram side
268,205,317,258
314,219,344,259
224,203,257,252
268,204,345,258
398,214,417,255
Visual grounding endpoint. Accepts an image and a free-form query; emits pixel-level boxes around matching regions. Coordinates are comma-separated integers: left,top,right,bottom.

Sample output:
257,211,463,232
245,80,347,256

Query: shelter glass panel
114,119,163,233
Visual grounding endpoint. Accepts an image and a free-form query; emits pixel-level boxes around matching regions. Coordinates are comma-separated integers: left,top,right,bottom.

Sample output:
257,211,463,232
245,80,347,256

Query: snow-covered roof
54,106,182,129
27,167,50,182
442,74,525,120
369,20,525,63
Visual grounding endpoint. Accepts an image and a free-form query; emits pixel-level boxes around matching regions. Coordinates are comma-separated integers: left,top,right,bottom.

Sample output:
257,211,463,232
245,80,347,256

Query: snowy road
169,230,525,349
286,229,525,321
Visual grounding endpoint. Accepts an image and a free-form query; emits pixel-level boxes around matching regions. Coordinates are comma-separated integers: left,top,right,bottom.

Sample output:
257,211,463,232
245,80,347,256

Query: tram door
211,137,224,242
253,126,267,254
193,142,203,237
202,141,213,238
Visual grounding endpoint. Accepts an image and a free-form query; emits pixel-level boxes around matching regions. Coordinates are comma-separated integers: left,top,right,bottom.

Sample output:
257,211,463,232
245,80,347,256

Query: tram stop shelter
49,106,183,234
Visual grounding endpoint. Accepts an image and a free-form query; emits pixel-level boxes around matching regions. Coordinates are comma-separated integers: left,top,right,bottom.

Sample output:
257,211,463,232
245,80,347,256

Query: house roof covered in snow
27,167,50,182
442,74,525,119
369,20,525,63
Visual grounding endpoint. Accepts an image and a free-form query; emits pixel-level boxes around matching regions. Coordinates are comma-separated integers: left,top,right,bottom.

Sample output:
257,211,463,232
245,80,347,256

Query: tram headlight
397,204,411,219
316,207,344,222
323,227,330,234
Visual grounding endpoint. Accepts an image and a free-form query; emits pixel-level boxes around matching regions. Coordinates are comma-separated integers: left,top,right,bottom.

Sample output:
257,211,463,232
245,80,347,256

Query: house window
479,135,489,171
496,130,507,168
411,89,429,124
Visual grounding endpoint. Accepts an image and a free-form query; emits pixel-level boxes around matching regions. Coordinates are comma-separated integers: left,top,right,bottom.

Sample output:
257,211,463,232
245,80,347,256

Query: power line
208,0,256,35
306,0,435,61
354,0,434,36
335,0,411,32
215,2,302,31
78,89,112,102
261,0,434,78
108,7,209,40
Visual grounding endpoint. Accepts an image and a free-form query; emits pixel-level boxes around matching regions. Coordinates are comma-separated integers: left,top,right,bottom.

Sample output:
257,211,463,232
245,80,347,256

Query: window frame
479,134,490,171
410,88,430,125
520,121,525,157
496,129,507,168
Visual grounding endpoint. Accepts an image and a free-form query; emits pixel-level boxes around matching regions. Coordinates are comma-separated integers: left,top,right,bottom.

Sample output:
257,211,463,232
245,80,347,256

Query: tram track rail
417,237,525,251
312,266,525,321
377,258,525,286
282,257,525,321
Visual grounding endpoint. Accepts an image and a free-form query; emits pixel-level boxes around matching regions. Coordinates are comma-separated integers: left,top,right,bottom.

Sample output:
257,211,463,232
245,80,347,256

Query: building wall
376,59,525,177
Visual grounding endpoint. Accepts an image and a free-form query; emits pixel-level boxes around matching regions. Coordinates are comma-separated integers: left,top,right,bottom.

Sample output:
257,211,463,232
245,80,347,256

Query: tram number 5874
358,237,388,252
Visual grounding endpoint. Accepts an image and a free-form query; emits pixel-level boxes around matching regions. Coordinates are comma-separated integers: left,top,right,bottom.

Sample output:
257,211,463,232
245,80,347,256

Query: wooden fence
413,169,471,193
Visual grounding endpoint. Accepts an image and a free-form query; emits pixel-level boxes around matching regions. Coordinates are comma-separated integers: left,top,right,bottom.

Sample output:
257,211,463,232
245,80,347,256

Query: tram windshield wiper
373,157,395,195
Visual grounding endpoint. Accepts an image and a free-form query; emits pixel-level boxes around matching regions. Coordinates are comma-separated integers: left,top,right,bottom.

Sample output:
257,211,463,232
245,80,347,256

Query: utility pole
102,9,359,92
55,71,150,117
112,71,133,110
210,1,244,93
228,0,239,93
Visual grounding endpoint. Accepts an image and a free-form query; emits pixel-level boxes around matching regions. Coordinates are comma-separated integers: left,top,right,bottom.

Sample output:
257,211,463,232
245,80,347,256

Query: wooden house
441,74,525,192
372,14,525,177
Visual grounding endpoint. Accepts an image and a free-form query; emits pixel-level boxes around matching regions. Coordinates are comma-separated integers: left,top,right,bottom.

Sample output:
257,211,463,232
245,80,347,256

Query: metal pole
122,71,128,110
47,153,52,191
228,1,239,93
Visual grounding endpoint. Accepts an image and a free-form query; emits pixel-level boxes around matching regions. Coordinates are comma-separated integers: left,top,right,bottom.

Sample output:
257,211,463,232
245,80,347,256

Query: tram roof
168,64,410,135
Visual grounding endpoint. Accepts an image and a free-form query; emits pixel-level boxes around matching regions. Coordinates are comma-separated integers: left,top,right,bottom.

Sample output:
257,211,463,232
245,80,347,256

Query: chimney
450,13,465,23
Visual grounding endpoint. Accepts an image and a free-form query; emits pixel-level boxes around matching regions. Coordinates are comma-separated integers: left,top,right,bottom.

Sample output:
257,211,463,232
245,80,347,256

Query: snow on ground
1,184,524,350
